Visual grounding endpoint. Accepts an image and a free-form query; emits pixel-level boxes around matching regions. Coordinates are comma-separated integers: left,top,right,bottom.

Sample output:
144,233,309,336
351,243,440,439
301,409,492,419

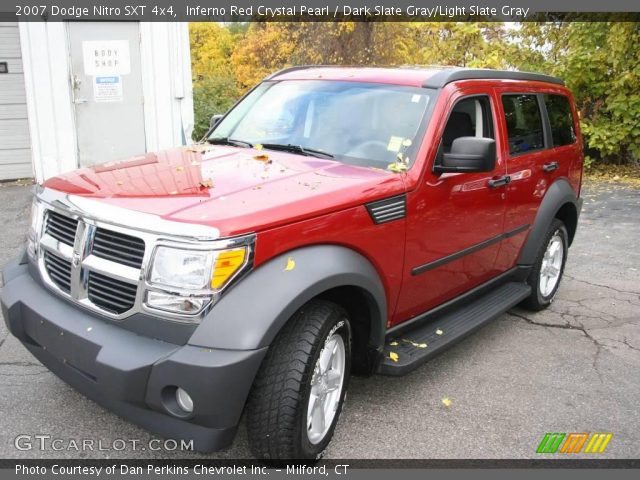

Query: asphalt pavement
0,180,638,459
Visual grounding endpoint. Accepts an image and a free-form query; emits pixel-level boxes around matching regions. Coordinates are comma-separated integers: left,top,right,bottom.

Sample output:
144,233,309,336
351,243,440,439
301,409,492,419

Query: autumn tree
190,20,640,165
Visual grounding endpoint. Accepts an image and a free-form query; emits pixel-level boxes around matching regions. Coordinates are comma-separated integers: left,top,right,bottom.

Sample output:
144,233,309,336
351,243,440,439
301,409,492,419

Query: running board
379,282,531,376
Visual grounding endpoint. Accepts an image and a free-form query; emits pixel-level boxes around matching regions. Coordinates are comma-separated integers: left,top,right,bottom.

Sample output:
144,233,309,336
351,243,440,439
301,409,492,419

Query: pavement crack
565,275,640,296
510,311,605,383
0,361,43,367
509,311,575,330
623,337,640,353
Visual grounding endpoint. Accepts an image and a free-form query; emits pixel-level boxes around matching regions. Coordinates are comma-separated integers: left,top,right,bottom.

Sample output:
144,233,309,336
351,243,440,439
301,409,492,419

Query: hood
43,146,405,236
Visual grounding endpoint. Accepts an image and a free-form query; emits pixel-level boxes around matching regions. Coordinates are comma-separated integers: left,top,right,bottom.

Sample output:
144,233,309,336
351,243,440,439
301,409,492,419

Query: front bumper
1,256,267,452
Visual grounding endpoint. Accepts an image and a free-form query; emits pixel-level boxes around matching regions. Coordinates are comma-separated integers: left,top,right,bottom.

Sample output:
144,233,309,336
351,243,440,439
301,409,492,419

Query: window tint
544,94,576,147
441,96,493,153
501,95,544,155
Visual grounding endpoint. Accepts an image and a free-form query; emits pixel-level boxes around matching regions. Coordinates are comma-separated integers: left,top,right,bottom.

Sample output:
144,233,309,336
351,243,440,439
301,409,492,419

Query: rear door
494,87,579,271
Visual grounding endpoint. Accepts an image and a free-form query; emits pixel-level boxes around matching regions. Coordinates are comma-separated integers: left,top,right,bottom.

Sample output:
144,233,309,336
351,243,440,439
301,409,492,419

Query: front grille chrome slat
43,251,72,293
88,271,138,314
92,228,145,269
45,211,79,246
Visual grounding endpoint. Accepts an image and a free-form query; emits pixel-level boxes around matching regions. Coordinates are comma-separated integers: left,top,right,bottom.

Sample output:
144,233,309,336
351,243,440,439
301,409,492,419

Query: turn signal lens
211,248,246,289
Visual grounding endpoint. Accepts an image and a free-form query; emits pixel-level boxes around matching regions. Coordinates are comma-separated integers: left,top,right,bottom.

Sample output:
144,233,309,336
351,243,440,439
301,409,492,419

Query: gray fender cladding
518,178,580,266
188,245,387,351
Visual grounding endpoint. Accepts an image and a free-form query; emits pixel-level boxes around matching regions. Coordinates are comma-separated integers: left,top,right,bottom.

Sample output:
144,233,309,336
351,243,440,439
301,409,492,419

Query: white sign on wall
93,75,123,103
82,40,131,76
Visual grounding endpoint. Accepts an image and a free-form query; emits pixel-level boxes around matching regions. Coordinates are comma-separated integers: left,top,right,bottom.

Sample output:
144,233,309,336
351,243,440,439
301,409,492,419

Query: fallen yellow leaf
387,162,408,173
403,339,427,349
442,397,452,408
389,352,399,362
176,166,185,172
254,144,263,150
436,329,444,336
253,154,270,162
389,341,399,346
284,257,296,271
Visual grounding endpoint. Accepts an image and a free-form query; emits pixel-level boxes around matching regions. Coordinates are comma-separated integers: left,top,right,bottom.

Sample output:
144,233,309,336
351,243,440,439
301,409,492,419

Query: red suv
1,67,583,460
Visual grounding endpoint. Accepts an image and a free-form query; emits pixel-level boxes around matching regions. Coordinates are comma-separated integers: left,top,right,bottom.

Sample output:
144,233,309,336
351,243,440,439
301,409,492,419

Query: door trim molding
411,224,530,276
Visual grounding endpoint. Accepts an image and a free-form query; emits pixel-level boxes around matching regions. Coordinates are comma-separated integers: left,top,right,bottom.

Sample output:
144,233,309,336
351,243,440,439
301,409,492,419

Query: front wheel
246,300,351,461
521,218,569,311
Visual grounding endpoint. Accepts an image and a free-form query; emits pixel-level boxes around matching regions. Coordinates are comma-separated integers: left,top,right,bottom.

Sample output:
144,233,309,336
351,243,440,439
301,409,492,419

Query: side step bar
378,282,531,376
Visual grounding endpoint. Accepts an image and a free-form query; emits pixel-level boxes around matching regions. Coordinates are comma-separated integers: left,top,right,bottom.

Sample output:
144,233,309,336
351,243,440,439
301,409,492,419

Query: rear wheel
521,218,568,311
246,300,351,461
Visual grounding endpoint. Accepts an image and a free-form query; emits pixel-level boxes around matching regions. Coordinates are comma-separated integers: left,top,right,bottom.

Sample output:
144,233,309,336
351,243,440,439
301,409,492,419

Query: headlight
145,244,249,316
149,247,215,290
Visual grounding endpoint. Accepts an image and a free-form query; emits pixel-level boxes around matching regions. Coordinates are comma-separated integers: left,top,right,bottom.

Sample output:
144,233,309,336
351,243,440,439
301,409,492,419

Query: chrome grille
43,251,72,293
37,207,146,318
45,211,78,246
32,187,254,322
92,228,145,268
88,271,137,314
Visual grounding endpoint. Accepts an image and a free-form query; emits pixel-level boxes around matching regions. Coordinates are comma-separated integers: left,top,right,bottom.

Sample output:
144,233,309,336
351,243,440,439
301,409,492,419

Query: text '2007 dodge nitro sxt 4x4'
1,67,583,460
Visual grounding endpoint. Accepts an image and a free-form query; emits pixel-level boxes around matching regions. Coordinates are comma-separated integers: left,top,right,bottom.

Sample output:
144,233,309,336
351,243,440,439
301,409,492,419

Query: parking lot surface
0,181,638,459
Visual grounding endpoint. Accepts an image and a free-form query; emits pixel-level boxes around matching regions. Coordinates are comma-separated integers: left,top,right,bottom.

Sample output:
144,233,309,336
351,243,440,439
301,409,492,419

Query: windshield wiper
208,137,253,148
260,143,334,159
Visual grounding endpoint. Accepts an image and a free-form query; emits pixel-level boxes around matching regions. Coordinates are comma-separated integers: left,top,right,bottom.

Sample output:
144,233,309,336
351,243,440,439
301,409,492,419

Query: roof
267,66,565,87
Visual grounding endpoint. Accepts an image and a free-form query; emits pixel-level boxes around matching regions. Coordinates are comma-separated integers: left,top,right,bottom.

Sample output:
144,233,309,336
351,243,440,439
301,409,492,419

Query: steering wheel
344,140,389,159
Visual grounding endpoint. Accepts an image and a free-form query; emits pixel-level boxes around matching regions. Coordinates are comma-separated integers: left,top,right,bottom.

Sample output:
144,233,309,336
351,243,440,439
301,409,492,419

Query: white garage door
0,22,32,180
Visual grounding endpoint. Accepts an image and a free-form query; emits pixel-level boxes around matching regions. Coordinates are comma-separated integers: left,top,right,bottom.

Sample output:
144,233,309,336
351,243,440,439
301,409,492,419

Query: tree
190,21,640,165
189,23,241,138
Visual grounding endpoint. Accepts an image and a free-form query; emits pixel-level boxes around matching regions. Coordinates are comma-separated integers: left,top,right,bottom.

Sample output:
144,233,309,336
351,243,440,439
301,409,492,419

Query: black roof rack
266,65,565,87
265,65,331,80
422,68,564,88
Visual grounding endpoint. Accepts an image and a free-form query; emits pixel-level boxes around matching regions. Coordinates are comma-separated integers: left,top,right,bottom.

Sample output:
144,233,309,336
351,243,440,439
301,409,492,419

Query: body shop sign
82,40,130,76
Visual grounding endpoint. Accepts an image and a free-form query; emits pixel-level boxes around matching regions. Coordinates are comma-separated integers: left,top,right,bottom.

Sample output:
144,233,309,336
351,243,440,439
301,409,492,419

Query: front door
67,22,146,167
394,88,508,324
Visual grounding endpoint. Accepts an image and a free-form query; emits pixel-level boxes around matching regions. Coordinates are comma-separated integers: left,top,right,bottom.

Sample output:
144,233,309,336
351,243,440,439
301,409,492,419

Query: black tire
521,218,569,311
246,300,351,461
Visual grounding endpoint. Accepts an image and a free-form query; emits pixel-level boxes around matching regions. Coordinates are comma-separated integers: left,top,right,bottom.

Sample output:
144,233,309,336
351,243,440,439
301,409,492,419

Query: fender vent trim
366,194,407,224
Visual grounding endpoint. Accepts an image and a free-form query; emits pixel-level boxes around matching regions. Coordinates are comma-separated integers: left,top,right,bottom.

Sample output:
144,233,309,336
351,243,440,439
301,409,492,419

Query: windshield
208,80,432,169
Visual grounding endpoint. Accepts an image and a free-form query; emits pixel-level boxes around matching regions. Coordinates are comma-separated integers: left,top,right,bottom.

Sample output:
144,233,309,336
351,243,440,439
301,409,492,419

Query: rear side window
501,95,544,155
544,94,576,147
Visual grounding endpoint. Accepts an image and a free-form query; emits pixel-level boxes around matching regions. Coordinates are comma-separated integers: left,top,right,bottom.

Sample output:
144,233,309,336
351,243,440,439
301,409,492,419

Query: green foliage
192,76,238,140
189,21,640,165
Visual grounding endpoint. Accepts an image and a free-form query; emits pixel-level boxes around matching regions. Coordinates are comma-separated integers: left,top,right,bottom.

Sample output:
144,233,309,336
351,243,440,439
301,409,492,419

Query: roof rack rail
423,68,564,88
264,65,332,80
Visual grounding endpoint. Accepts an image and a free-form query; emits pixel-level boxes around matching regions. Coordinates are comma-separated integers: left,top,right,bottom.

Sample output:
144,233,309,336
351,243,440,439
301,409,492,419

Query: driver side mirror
434,137,496,174
210,114,224,129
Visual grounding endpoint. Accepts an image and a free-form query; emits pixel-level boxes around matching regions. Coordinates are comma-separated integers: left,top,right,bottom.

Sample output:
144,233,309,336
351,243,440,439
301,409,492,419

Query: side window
544,94,576,147
501,95,544,155
441,96,494,153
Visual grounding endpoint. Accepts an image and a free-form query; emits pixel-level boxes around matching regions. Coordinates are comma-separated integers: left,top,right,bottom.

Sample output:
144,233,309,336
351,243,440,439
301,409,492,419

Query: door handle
543,161,559,172
488,175,511,188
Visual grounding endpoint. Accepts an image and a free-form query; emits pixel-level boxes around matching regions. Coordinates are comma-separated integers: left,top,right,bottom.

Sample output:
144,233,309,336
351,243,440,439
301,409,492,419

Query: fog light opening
176,387,194,413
